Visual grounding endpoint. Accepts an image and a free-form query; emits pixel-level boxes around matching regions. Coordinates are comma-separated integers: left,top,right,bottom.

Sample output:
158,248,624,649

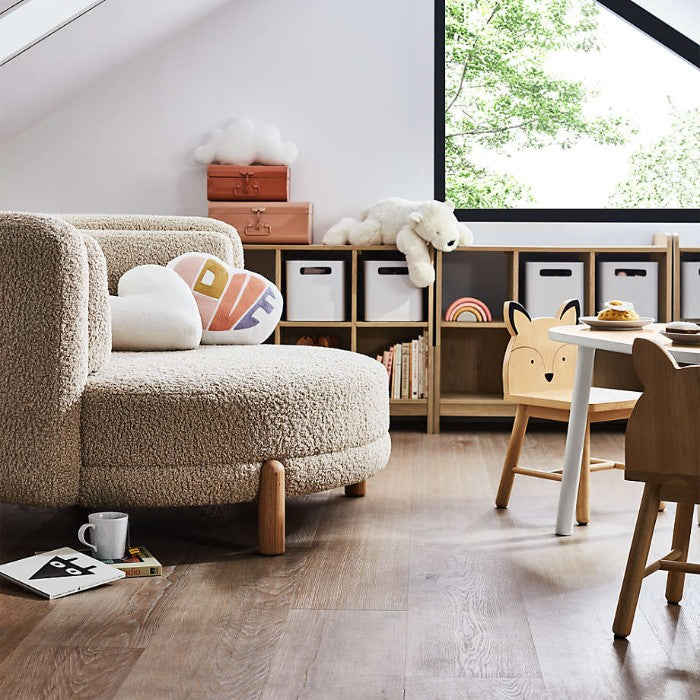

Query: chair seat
506,386,640,413
80,344,390,506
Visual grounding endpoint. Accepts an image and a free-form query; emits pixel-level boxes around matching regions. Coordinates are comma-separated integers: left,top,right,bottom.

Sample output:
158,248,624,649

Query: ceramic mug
78,512,128,560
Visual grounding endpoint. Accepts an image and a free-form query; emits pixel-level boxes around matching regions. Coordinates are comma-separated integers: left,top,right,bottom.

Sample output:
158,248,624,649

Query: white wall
0,0,696,244
0,0,230,142
0,0,433,238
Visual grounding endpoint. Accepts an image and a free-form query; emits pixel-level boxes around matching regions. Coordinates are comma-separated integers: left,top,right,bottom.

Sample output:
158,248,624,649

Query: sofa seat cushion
79,345,390,506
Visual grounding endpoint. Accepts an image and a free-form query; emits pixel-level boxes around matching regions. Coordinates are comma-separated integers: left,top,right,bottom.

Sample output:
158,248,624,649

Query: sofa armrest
61,214,244,269
0,213,89,506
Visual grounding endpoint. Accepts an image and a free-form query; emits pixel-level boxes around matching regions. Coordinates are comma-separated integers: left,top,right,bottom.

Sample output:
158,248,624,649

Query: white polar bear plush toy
194,117,298,166
323,197,474,287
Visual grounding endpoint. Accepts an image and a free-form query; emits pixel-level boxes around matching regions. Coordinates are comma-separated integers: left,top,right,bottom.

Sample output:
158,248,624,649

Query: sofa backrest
78,229,236,295
0,212,89,507
63,214,243,269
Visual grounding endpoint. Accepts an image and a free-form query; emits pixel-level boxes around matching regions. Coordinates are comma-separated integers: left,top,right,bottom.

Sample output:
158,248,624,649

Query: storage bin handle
539,269,572,277
614,268,647,277
300,266,332,275
378,267,409,275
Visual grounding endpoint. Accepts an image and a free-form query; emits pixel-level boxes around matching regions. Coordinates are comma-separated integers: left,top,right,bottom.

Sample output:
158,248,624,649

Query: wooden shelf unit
243,244,435,432
433,235,674,431
672,234,698,322
244,236,674,434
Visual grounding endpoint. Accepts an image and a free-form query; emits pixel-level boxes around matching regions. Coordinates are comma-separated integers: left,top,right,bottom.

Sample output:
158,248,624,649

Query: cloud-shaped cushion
110,265,202,351
168,253,282,345
194,117,298,166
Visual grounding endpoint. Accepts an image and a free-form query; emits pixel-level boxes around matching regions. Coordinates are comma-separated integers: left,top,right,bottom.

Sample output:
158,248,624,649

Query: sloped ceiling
0,0,229,142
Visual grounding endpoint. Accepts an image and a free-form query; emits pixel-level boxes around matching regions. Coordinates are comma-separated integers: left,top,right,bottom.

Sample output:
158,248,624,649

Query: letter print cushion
168,253,283,344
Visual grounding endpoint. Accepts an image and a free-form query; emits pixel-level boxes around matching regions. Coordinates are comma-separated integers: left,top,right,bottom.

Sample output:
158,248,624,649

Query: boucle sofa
0,212,391,554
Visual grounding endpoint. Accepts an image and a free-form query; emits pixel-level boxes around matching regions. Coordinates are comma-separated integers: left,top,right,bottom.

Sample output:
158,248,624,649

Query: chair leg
259,460,285,555
613,483,661,638
666,502,695,604
496,405,529,509
576,421,591,526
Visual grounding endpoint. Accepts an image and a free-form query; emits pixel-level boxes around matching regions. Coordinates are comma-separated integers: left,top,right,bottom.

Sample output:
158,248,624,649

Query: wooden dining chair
613,338,700,638
495,299,641,525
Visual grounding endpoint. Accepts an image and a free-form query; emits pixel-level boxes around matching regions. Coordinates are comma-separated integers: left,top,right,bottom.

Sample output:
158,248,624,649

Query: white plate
661,330,700,345
580,316,655,330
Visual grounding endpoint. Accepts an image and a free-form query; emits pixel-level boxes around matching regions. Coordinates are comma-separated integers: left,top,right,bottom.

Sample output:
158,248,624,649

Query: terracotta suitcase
207,165,289,201
208,201,313,244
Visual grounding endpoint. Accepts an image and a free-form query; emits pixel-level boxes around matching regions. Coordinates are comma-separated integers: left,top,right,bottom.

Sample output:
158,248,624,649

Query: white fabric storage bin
364,261,424,321
681,262,700,319
524,262,584,318
285,260,346,321
597,261,658,319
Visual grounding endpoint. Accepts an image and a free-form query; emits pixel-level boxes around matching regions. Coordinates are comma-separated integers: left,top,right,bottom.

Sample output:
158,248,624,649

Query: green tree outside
609,105,700,208
445,0,631,208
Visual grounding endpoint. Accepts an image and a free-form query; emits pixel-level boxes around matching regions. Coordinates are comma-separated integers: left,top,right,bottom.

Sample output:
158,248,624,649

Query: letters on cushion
110,265,202,351
168,253,282,345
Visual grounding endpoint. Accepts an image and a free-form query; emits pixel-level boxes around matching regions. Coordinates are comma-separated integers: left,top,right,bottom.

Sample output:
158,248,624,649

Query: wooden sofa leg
345,480,367,497
259,460,285,555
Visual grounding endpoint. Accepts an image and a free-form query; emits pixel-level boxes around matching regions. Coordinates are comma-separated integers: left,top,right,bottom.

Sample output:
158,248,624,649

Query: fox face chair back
502,299,580,398
625,337,700,485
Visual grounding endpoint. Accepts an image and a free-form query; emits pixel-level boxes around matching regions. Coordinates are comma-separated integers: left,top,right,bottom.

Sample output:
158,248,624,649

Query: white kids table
549,324,700,536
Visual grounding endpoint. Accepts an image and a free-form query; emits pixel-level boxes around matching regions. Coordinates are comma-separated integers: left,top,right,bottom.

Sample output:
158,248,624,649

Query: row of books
375,332,429,399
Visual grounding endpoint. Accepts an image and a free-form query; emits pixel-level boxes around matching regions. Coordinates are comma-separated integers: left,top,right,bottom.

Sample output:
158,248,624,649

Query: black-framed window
435,0,700,222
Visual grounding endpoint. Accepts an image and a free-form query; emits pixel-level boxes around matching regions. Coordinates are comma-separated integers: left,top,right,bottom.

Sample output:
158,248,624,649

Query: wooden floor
1,426,699,699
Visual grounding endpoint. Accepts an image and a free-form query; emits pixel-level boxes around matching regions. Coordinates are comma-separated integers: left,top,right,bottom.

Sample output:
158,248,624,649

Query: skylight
0,0,103,66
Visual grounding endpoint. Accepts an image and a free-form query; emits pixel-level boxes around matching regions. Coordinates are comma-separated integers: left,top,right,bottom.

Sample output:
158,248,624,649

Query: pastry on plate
597,300,640,322
665,321,700,334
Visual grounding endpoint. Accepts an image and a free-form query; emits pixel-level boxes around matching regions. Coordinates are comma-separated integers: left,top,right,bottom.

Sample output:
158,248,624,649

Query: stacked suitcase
206,165,312,244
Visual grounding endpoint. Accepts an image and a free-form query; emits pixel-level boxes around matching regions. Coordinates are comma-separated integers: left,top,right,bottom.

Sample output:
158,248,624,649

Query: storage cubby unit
433,236,674,431
279,324,352,351
243,244,434,431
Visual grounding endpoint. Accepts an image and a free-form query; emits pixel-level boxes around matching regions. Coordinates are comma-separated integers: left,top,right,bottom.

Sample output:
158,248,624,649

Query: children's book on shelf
376,332,428,399
0,547,124,599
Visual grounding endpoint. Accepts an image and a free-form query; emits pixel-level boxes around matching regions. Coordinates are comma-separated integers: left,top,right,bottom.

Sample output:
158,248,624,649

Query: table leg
556,345,596,536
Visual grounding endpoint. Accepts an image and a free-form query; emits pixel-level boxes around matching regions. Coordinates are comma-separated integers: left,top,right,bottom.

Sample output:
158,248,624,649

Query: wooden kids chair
613,338,700,638
495,299,640,525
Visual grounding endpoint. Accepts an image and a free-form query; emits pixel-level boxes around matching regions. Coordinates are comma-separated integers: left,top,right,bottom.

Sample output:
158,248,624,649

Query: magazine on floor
0,547,124,599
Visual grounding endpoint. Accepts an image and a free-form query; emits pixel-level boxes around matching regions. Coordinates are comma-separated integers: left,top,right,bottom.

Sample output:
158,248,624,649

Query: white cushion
109,265,202,351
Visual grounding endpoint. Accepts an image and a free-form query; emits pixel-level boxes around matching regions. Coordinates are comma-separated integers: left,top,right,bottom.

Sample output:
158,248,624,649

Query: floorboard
1,426,698,698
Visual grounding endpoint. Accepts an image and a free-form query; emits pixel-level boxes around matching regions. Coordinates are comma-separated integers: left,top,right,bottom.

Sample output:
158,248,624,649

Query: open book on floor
0,547,124,599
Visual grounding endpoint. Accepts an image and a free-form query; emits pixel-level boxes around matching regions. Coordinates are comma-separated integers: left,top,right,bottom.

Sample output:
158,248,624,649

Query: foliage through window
440,0,700,217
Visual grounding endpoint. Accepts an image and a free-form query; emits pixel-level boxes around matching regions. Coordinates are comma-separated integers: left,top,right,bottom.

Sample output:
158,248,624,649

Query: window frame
434,0,700,222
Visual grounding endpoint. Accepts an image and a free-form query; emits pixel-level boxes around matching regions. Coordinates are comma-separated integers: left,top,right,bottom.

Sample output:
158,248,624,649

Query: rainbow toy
444,297,492,323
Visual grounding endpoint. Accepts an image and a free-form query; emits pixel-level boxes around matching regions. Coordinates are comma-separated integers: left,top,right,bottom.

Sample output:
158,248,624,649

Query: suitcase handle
234,182,260,196
245,207,271,236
